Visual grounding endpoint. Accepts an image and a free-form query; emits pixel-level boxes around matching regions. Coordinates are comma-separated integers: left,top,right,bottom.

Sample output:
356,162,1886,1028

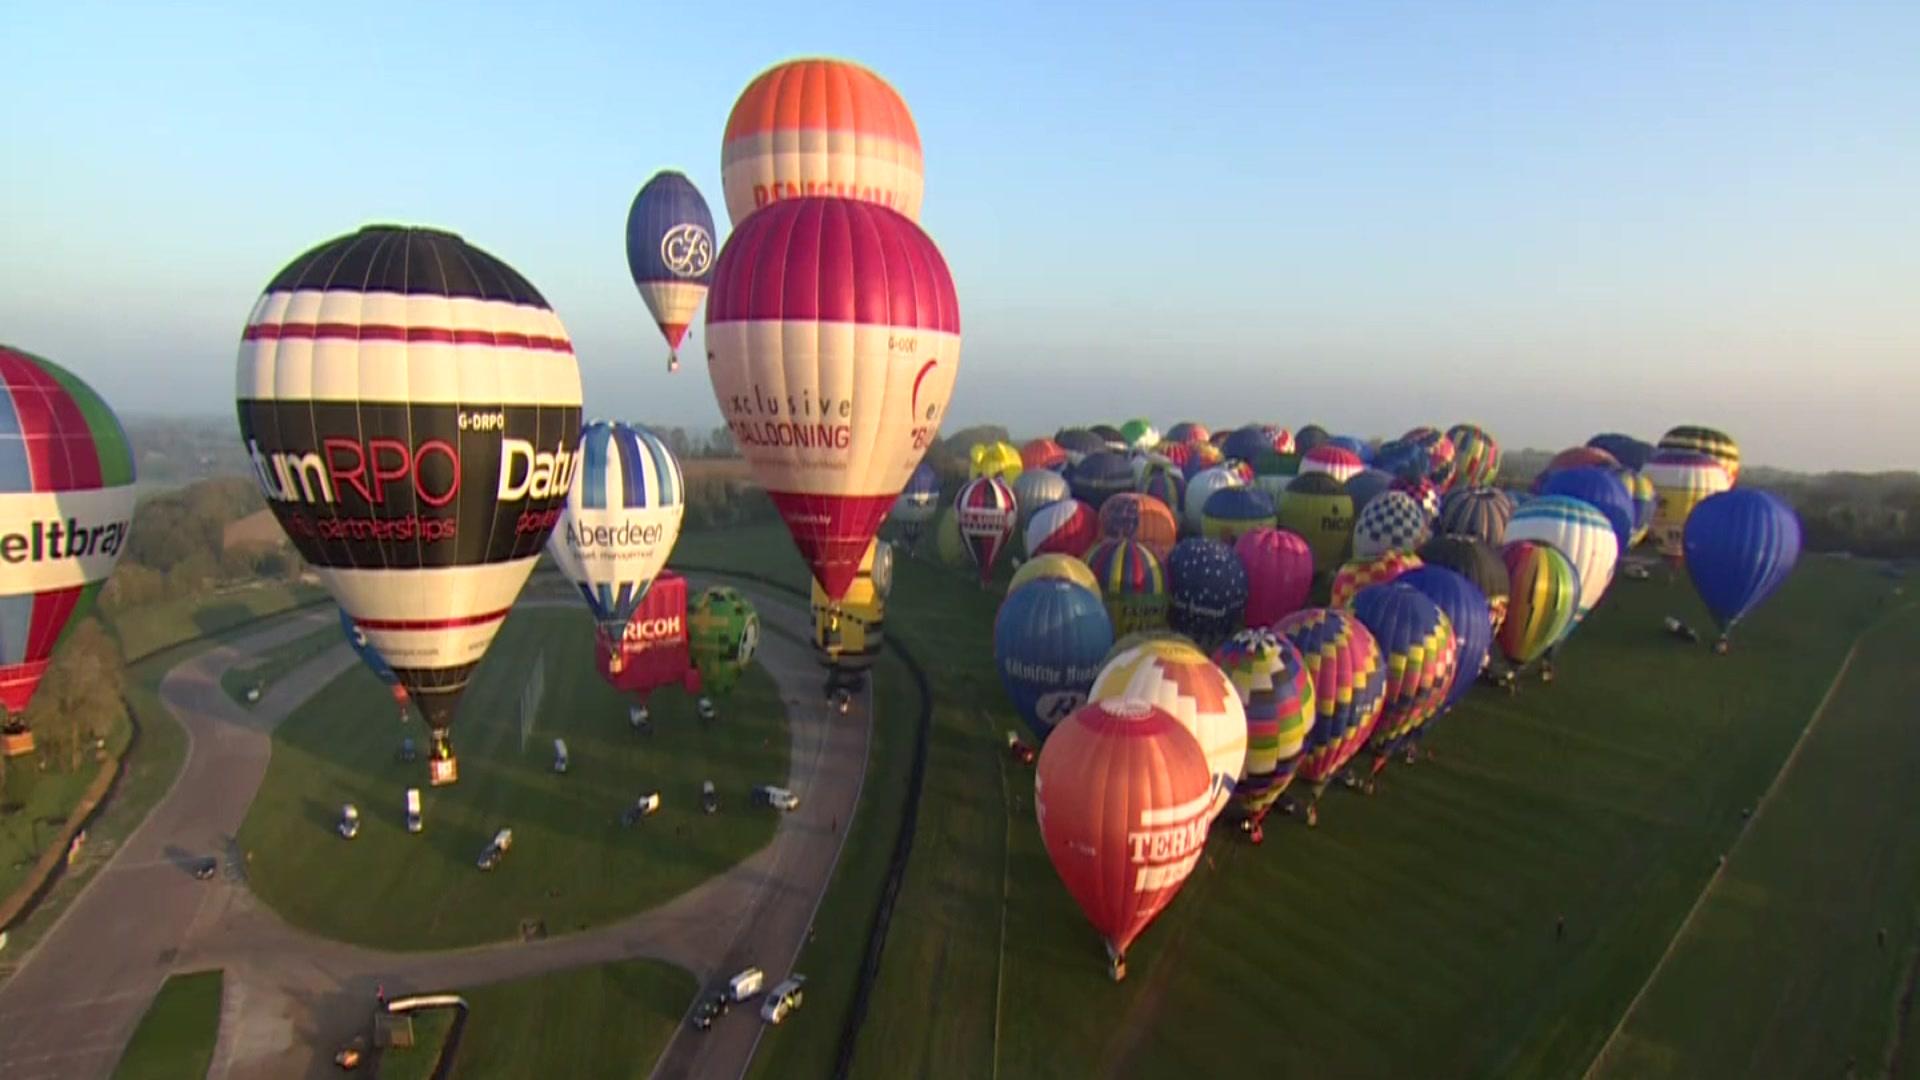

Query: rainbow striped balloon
1498,541,1581,666
1212,628,1316,823
1274,607,1386,812
1085,538,1169,636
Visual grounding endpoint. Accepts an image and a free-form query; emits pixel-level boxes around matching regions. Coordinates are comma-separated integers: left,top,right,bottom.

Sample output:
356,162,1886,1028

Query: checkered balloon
1352,490,1432,560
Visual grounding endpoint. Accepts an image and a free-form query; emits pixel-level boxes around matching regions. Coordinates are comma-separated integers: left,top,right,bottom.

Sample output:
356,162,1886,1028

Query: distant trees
18,618,126,775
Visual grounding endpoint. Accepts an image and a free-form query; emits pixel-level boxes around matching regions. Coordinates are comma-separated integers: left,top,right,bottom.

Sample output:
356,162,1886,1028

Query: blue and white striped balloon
550,421,686,645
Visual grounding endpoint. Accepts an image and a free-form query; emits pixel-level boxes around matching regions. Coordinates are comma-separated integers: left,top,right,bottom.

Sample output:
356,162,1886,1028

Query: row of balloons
911,418,1797,978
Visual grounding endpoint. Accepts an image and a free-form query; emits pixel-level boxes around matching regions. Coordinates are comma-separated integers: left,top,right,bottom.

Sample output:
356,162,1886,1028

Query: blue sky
4,1,1915,470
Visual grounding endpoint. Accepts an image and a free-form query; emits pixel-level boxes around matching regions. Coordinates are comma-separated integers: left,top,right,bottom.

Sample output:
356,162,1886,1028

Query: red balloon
1035,699,1213,978
1235,527,1314,627
593,572,691,698
1021,438,1068,472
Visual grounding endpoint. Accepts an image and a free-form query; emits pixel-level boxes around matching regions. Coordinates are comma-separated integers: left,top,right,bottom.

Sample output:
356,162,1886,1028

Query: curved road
0,579,869,1080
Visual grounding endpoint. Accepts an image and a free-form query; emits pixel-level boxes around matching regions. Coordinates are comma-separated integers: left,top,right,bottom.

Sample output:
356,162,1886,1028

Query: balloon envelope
1010,553,1100,595
1436,487,1513,548
1350,582,1457,755
549,421,686,642
1419,535,1511,633
1097,493,1179,563
1276,473,1355,575
1498,541,1580,665
1683,489,1801,634
996,579,1115,738
1645,450,1732,562
1068,451,1136,510
1659,425,1740,484
1397,566,1493,711
1352,490,1432,560
1588,433,1654,472
1273,607,1386,796
721,59,923,225
1085,539,1170,635
1024,498,1098,560
1234,527,1315,627
1213,629,1316,821
1201,486,1276,543
1506,495,1619,622
1090,638,1248,821
688,585,760,698
955,476,1017,584
1539,466,1634,555
625,171,715,363
1332,551,1424,609
1164,538,1249,651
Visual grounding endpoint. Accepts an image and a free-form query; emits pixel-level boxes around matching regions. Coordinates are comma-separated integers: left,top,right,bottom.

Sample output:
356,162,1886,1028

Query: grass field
110,580,327,662
0,750,112,904
235,607,791,950
109,969,223,1079
375,1006,457,1080
218,622,341,706
1591,598,1920,1079
452,960,693,1078
677,524,1907,1078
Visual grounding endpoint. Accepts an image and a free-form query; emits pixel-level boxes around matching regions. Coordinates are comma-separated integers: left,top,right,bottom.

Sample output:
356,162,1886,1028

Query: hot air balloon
707,197,958,605
1397,566,1493,712
1374,439,1425,482
1183,465,1245,533
1276,473,1354,575
1090,638,1248,821
1273,607,1386,826
1294,425,1330,453
1235,527,1315,627
1331,550,1424,609
1506,495,1619,624
625,170,716,373
1659,425,1739,484
1419,535,1511,633
1683,489,1801,652
1138,462,1186,521
1402,426,1459,490
1221,427,1274,466
1534,446,1620,492
1445,424,1502,488
1212,629,1316,843
237,226,582,785
812,539,890,698
1097,492,1180,563
1164,538,1249,650
893,463,942,549
1390,476,1441,521
1119,418,1159,452
1326,435,1370,462
1538,466,1634,555
1182,441,1226,478
970,440,1023,481
1201,486,1276,543
1035,699,1212,980
1352,490,1431,560
721,59,923,226
1012,468,1072,538
996,579,1115,739
1250,450,1303,505
1025,498,1098,560
1497,541,1580,670
549,421,685,666
1056,428,1106,463
1351,582,1457,774
1300,445,1364,484
933,504,967,569
1084,539,1170,635
1069,451,1135,510
1626,470,1656,547
1164,421,1209,445
1588,433,1654,472
955,475,1016,585
1645,450,1732,563
1436,486,1513,548
0,347,136,757
595,571,695,709
1021,438,1068,473
1010,552,1100,595
689,585,760,701
1089,424,1129,451
1344,468,1395,517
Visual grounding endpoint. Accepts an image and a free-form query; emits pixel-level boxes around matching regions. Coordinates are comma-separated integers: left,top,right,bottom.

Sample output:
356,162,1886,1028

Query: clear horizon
5,1,1916,472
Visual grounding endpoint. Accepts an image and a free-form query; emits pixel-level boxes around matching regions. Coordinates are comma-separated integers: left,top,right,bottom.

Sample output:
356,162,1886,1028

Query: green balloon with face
688,587,760,699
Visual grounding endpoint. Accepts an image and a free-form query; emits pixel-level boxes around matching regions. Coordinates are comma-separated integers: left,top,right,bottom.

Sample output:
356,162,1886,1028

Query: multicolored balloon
1138,462,1186,519
1035,699,1212,980
1587,433,1654,472
812,538,889,676
1021,438,1068,473
1538,466,1634,555
1097,492,1180,563
996,578,1115,738
1164,421,1209,445
955,475,1017,584
1352,490,1431,560
1659,425,1739,484
706,197,958,602
1626,470,1656,547
1084,539,1170,635
1397,565,1493,711
689,585,760,698
1332,550,1424,609
1445,423,1501,488
1497,541,1580,667
1273,607,1386,824
1351,582,1457,764
721,59,923,225
1683,489,1801,646
1010,552,1100,595
0,346,136,753
1164,538,1249,650
625,171,715,372
1119,418,1159,451
1090,637,1248,821
1212,629,1316,834
1025,498,1098,560
1507,495,1619,624
549,421,685,653
1300,444,1365,484
1012,468,1071,537
1419,535,1511,633
236,226,582,784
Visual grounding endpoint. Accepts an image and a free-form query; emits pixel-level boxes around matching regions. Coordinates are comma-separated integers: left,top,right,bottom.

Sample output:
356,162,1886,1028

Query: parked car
761,974,807,1024
477,828,513,871
621,792,662,827
727,967,765,1002
405,788,423,833
702,781,719,815
192,856,218,881
754,785,800,811
338,804,360,839
630,704,652,733
553,738,569,774
691,991,732,1031
697,697,717,722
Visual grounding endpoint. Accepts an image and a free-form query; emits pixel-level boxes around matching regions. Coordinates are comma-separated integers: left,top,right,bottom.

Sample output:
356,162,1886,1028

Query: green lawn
376,1005,457,1080
451,960,693,1078
219,622,342,706
235,607,790,950
110,580,327,662
1591,598,1920,1079
0,750,111,904
110,969,223,1080
679,527,1905,1078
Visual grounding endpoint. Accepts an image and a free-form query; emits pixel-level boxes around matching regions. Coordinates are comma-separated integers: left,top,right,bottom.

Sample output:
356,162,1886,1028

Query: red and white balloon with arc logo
705,197,960,603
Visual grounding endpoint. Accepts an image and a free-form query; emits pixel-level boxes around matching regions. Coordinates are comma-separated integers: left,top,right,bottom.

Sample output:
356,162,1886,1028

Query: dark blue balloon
1326,435,1368,462
1396,566,1492,712
1202,485,1275,526
1222,426,1272,464
340,607,398,685
994,579,1115,739
903,462,940,506
1374,440,1427,482
1055,428,1106,460
1587,433,1654,472
1345,468,1396,515
625,171,715,289
1067,451,1134,509
1539,466,1635,554
1294,425,1330,453
1683,490,1802,634
1165,538,1248,650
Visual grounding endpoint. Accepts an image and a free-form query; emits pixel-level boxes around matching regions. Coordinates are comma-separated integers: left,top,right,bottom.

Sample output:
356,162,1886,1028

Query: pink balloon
1235,527,1315,628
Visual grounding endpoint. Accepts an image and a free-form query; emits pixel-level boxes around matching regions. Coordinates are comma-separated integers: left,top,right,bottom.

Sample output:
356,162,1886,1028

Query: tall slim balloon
705,197,959,603
625,170,716,372
0,346,137,757
236,226,582,785
956,475,1017,585
722,59,924,226
1212,629,1316,841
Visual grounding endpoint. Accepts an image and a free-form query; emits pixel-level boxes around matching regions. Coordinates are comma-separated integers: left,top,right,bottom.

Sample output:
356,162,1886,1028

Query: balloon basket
429,755,458,787
1,730,35,758
1106,946,1127,982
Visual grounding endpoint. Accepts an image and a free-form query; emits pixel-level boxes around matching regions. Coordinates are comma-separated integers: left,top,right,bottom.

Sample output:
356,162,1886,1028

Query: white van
553,738,569,774
727,967,765,1002
755,786,800,812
